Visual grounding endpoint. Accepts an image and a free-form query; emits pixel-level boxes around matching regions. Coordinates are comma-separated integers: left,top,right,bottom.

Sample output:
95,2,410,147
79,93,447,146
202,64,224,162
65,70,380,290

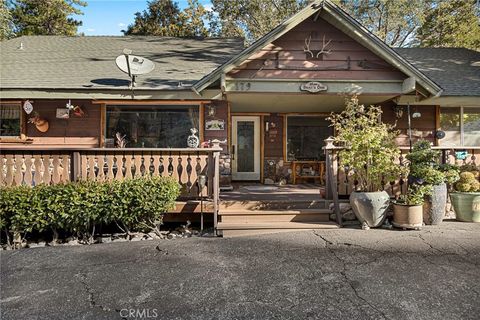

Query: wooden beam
99,103,106,147
260,115,264,183
92,100,211,105
231,112,271,116
199,103,205,142
283,114,287,162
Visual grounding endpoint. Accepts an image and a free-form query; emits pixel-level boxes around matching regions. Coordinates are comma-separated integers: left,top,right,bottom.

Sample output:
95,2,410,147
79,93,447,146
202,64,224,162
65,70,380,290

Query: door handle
232,145,235,160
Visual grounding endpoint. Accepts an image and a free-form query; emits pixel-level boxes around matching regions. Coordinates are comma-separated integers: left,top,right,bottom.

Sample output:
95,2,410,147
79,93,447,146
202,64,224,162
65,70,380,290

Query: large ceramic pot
350,191,390,227
392,203,423,229
423,183,447,225
450,192,480,222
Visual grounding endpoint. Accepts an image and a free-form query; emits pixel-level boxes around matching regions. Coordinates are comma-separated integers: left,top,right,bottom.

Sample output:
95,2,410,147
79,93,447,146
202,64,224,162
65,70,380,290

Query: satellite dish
115,49,155,88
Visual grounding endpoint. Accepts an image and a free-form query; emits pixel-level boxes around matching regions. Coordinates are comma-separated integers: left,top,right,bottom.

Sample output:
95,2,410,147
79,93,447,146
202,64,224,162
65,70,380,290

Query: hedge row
0,176,180,247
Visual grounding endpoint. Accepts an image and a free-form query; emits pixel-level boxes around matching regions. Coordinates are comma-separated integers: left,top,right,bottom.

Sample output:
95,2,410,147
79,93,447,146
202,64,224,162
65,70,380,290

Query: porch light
393,105,403,119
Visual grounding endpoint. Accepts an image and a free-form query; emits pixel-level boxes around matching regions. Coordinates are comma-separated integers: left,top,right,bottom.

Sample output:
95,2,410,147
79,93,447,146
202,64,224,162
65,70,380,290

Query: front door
232,116,261,180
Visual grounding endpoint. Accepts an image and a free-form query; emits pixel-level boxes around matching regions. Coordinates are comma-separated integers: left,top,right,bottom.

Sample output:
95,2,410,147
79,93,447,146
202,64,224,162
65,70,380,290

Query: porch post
71,151,81,182
211,140,222,236
325,137,342,226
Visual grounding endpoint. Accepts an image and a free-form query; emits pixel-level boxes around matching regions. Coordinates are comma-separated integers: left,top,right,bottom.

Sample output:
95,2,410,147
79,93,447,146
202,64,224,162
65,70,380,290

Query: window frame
439,106,480,147
0,101,26,140
103,102,204,148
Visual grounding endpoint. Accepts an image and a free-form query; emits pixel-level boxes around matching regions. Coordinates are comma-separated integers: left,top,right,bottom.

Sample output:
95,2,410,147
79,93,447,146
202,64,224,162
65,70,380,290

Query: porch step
220,200,327,211
219,209,331,223
218,221,338,238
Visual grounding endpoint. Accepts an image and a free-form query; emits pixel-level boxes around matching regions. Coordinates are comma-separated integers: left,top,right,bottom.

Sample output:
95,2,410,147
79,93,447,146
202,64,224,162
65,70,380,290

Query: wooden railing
325,140,480,198
0,146,222,229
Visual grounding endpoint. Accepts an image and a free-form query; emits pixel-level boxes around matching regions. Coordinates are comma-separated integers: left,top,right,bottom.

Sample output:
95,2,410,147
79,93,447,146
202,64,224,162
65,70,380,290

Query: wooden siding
0,99,101,148
204,100,229,153
381,104,436,146
228,18,406,81
264,113,284,158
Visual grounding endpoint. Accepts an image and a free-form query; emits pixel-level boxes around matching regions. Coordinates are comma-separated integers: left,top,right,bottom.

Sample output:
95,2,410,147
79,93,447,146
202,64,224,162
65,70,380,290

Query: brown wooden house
1,0,479,235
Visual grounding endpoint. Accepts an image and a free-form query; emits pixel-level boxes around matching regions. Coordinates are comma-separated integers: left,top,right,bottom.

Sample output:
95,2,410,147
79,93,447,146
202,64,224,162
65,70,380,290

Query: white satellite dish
115,49,155,88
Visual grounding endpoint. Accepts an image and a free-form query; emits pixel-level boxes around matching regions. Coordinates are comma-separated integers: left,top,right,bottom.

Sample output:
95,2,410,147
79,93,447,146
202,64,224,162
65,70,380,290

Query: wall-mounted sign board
205,119,225,131
300,81,328,93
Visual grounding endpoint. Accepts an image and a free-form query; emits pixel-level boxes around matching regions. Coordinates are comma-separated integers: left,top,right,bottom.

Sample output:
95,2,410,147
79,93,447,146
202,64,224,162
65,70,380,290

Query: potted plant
329,95,403,228
392,185,429,230
450,165,480,222
406,141,448,225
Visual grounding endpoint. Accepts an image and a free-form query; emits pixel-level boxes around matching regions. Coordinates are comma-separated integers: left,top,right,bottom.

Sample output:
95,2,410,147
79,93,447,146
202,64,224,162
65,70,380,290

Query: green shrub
0,176,181,247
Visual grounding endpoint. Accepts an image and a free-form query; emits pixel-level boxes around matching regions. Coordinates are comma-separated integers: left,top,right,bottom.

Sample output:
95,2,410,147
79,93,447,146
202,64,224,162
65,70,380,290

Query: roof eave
192,0,325,93
321,1,442,96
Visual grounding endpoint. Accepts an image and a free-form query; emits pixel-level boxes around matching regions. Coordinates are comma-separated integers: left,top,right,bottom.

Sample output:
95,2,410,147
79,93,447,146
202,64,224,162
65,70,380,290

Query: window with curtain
106,105,199,148
287,116,333,161
0,104,21,137
439,107,480,147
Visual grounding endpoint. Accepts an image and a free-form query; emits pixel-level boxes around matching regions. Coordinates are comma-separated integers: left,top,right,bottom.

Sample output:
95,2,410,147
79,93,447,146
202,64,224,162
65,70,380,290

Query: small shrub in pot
450,166,480,222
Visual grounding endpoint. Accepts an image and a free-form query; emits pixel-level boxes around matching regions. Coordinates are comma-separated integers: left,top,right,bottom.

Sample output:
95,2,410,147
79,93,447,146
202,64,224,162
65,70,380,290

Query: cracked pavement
1,221,479,320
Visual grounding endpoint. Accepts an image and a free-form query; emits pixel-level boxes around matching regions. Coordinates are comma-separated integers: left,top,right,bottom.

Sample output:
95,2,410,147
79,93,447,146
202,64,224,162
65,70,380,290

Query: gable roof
0,36,244,90
394,48,480,97
192,0,442,97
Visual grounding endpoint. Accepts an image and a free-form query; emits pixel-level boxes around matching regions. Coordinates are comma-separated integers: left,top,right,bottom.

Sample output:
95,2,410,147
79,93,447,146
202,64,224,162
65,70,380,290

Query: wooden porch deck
217,183,337,237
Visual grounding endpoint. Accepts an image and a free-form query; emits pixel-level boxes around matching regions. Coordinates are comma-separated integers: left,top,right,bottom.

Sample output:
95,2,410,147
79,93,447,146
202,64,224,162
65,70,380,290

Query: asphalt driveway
1,222,479,320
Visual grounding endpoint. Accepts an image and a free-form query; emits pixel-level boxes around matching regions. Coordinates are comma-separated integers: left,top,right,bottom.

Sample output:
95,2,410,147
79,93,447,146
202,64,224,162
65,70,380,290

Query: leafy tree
415,0,480,50
0,0,14,40
210,0,308,43
333,0,429,47
123,0,211,37
10,0,86,36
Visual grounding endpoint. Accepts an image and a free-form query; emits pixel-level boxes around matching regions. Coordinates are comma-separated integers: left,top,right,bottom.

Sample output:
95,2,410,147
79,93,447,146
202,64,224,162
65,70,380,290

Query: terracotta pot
392,203,423,229
349,191,390,227
423,183,447,225
450,192,480,222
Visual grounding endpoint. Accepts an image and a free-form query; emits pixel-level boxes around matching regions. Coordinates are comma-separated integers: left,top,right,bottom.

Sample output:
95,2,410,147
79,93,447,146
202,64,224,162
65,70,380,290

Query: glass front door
232,116,260,180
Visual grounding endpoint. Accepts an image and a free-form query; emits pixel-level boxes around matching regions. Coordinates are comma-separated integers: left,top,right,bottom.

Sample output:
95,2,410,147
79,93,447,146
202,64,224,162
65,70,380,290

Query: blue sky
75,0,212,36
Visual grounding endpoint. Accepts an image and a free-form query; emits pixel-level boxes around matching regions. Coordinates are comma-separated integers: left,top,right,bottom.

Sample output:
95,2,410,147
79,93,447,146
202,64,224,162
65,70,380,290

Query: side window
0,103,22,137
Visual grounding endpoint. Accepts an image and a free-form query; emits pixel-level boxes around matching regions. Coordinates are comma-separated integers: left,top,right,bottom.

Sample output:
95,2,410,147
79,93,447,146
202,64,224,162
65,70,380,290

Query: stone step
218,221,338,238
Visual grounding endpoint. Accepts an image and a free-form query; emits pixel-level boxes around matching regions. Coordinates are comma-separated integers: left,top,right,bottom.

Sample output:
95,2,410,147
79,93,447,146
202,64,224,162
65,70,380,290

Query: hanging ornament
187,128,200,148
23,100,33,114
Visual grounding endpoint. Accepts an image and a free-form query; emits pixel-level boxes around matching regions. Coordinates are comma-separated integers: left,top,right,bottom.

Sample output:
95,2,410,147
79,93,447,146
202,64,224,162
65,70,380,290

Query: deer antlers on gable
304,34,332,59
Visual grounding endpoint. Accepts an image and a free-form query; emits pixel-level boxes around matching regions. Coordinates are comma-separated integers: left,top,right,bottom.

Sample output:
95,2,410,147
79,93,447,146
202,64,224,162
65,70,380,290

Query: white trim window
439,106,480,147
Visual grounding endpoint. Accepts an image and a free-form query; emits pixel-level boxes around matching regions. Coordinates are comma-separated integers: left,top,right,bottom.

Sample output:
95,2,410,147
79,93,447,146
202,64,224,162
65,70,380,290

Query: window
439,107,480,147
287,116,333,161
106,105,199,148
0,103,21,137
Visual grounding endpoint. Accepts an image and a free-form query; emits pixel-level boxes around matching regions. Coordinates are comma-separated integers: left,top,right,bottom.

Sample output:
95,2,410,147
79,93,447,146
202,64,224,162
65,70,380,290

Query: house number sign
300,81,328,93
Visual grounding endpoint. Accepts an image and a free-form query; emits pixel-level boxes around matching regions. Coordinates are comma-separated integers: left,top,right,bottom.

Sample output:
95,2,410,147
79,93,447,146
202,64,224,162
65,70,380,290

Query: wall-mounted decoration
304,34,332,60
300,81,328,93
56,108,70,119
205,119,225,131
28,112,49,133
72,105,86,117
23,100,34,114
206,105,216,117
187,128,200,148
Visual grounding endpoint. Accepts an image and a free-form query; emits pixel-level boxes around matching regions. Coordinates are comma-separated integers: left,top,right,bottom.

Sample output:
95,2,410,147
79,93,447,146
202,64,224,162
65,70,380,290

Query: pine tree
1,0,15,40
10,0,86,36
416,0,480,50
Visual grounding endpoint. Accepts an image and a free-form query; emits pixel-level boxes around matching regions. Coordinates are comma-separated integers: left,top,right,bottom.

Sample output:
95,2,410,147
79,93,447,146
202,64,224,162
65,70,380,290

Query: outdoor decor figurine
187,128,200,148
28,112,49,133
115,132,127,148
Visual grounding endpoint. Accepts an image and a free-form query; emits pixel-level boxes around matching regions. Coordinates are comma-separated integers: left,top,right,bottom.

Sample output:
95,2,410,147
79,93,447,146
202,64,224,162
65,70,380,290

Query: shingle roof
394,48,480,96
0,36,244,90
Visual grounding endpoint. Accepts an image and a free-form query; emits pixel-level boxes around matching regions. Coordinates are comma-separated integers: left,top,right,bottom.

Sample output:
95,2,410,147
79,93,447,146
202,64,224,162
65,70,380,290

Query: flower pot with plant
406,141,449,225
329,95,404,228
392,185,430,230
450,165,480,222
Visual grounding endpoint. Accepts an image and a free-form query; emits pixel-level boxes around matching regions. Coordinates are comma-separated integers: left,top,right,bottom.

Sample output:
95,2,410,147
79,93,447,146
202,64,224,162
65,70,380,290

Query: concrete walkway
1,222,479,320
